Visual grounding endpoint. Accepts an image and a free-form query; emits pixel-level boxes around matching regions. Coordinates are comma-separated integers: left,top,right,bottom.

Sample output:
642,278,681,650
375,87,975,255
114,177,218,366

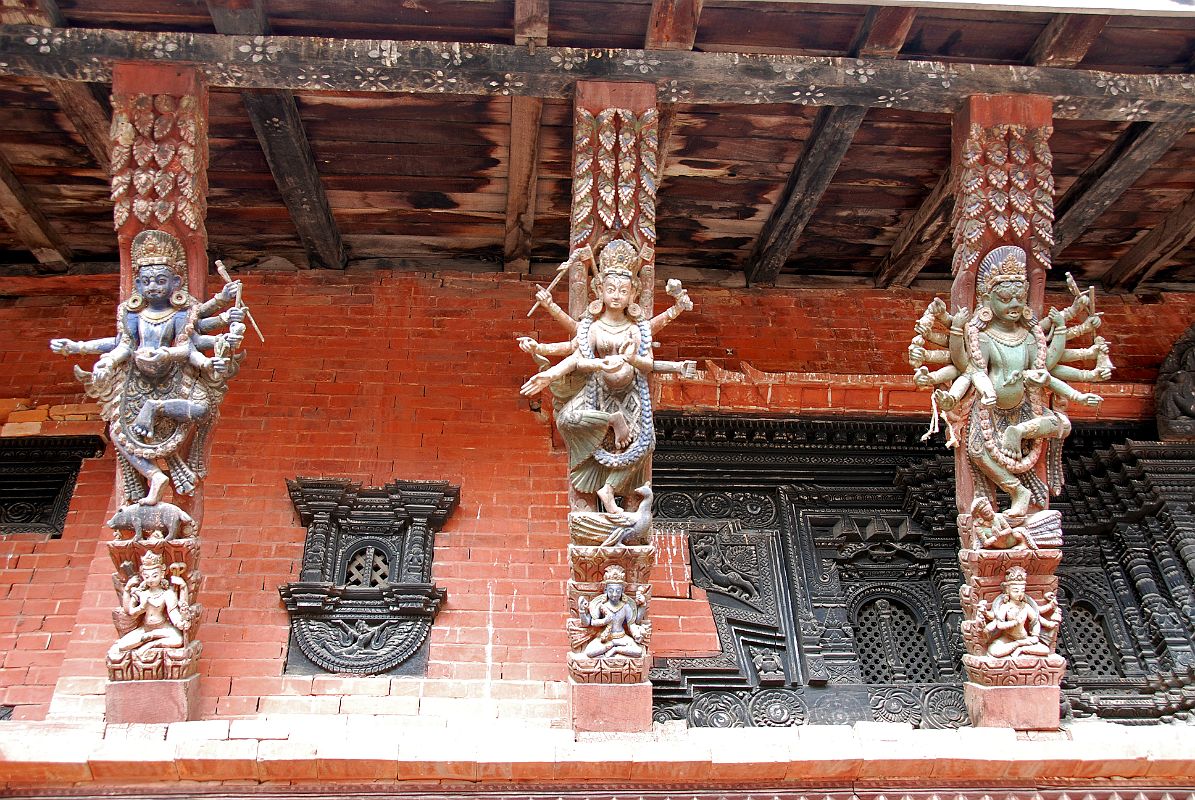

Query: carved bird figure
602,485,653,547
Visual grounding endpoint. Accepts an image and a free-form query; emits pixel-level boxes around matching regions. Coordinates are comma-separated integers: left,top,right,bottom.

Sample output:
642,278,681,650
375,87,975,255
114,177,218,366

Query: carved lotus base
107,640,202,681
962,652,1066,686
567,652,650,684
569,678,653,732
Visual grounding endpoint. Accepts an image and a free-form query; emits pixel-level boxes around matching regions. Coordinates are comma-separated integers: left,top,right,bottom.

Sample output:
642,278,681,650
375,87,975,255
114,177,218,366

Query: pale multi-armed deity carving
51,228,250,682
520,236,694,687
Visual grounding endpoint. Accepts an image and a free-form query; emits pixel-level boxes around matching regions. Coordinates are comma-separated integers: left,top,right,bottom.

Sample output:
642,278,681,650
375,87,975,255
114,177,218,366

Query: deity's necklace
986,326,1029,346
137,306,177,324
594,317,633,332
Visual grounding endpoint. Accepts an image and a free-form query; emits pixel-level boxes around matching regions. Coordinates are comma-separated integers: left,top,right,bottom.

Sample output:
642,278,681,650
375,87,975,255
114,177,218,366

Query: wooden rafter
1025,14,1109,68
874,14,1111,289
0,149,71,269
745,7,916,285
873,169,952,288
1053,115,1192,256
502,0,550,272
0,1,110,172
646,0,704,50
2,27,1194,121
206,0,345,269
1103,190,1195,292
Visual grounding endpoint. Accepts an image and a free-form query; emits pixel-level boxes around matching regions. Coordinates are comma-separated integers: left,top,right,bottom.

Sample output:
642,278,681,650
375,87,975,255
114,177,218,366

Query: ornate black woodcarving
0,435,104,537
280,477,459,675
651,414,1195,726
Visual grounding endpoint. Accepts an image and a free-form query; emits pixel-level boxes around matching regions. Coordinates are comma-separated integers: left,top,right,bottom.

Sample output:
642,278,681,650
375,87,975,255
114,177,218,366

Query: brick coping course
1,713,1193,787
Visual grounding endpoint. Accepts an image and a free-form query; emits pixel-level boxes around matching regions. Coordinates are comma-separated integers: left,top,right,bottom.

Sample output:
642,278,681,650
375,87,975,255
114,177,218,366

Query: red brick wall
0,272,1190,719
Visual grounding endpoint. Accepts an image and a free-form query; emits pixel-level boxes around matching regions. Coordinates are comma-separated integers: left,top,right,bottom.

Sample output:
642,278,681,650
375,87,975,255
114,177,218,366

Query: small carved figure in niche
751,647,786,685
979,567,1060,658
50,229,247,506
909,247,1111,521
577,565,648,658
1157,345,1195,440
518,240,695,515
108,550,190,662
969,496,1036,551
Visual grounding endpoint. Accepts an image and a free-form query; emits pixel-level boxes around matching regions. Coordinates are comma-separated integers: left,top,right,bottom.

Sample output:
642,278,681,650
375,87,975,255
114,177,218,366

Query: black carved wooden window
1059,600,1123,678
855,598,940,684
0,436,104,537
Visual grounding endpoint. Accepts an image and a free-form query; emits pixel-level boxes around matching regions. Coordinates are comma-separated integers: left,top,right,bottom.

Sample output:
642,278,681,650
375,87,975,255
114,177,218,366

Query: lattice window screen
856,598,940,684
345,547,390,588
1061,601,1123,678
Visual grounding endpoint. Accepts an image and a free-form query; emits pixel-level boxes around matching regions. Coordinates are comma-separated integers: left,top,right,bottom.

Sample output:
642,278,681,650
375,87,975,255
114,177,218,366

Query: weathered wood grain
208,0,345,269
646,0,704,51
1103,190,1195,291
873,168,953,288
0,148,70,268
1,26,1193,121
1025,14,1109,68
1053,115,1193,255
514,0,550,48
503,95,543,273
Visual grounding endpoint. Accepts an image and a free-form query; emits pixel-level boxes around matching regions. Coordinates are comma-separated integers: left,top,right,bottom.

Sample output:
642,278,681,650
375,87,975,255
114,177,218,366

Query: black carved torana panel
649,415,1195,727
0,436,104,537
280,477,460,675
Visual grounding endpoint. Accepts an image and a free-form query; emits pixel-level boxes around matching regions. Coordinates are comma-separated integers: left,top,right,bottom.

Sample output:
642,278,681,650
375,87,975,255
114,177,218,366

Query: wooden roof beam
1052,115,1192,256
0,150,71,269
1025,14,1109,67
646,0,704,50
206,0,346,269
503,0,549,273
0,1,110,172
1102,189,1195,292
745,7,915,285
875,13,1111,289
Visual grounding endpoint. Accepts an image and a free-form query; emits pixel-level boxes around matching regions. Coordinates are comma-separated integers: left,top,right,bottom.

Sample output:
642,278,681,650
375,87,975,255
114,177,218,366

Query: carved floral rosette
958,548,1063,687
566,515,655,684
106,534,203,681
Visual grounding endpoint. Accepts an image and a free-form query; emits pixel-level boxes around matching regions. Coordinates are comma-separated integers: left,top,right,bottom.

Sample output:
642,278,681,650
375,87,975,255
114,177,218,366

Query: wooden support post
110,63,209,298
646,0,704,50
207,0,346,269
744,7,915,285
0,149,71,269
502,0,550,273
1025,14,1109,68
873,169,952,288
1103,189,1195,292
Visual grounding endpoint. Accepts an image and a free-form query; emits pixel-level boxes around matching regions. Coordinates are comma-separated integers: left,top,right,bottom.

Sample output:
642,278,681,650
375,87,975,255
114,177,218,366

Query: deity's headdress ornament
131,229,186,275
1004,566,1028,584
602,565,627,585
140,550,164,569
978,245,1028,295
597,239,640,280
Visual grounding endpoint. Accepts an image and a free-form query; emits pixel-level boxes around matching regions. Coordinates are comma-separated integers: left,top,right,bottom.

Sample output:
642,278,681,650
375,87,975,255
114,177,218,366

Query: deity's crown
1004,566,1028,584
978,245,1028,295
603,565,627,585
597,239,640,280
140,550,164,568
130,229,186,274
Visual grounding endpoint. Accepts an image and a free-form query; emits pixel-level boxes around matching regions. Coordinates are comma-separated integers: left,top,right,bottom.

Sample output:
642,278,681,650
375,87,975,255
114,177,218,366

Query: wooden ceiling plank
503,95,543,273
207,0,345,268
1,1,110,172
744,7,915,285
4,27,1195,121
1103,189,1195,292
514,0,549,48
873,168,952,288
1052,114,1192,256
0,149,71,268
1025,14,1110,68
645,0,704,51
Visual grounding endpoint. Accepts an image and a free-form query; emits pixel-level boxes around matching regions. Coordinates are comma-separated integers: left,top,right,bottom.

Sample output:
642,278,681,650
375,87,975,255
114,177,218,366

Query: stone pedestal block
569,680,653,732
106,675,200,724
964,682,1059,730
